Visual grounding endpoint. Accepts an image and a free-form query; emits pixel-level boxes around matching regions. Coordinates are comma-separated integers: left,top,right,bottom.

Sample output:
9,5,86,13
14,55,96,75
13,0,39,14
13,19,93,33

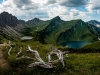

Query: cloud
47,0,88,7
59,0,87,7
12,0,39,10
47,0,56,4
0,0,43,20
47,5,68,18
70,9,79,17
61,8,88,21
13,0,32,7
0,0,90,21
69,9,87,18
86,0,100,12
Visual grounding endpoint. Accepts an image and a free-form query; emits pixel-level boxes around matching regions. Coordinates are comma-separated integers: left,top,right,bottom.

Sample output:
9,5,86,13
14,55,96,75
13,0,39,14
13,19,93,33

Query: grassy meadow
0,40,100,75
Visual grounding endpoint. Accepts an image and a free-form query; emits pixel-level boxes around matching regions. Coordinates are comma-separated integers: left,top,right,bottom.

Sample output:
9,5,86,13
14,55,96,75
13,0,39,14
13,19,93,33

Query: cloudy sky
0,0,100,21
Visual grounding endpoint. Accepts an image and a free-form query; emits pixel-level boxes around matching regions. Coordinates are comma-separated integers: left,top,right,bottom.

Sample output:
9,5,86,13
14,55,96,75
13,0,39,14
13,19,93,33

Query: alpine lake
61,41,91,49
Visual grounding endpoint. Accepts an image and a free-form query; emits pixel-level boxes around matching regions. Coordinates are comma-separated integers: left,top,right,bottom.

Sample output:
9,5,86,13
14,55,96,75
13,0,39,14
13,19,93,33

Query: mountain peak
76,19,82,21
34,18,41,20
26,18,43,26
0,11,14,17
54,16,60,19
88,20,99,23
1,11,9,15
32,18,43,22
0,11,19,27
52,16,61,21
87,20,100,27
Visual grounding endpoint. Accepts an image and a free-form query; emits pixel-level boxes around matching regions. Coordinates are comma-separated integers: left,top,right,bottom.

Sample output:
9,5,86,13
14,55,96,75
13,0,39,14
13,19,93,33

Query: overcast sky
0,0,100,21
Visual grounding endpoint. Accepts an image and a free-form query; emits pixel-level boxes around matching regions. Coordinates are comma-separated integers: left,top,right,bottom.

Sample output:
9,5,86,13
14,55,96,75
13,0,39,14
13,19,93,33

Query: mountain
19,20,26,24
0,12,26,40
38,16,65,43
0,11,19,27
28,16,99,44
87,20,100,27
27,18,43,26
0,24,21,41
87,20,100,34
0,11,98,44
57,20,98,44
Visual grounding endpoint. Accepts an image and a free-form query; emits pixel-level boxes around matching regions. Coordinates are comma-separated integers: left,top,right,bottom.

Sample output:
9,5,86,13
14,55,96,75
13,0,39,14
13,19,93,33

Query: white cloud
61,9,87,21
47,5,68,19
0,0,42,20
70,9,79,18
0,0,91,21
86,0,100,13
47,0,88,7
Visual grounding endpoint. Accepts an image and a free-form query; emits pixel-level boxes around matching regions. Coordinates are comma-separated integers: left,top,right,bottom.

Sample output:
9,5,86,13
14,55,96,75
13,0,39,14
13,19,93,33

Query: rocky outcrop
0,11,26,39
0,24,22,39
0,11,19,27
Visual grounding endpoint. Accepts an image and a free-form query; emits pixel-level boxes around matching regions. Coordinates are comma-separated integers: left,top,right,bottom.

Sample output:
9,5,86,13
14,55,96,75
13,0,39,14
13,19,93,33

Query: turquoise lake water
61,41,91,49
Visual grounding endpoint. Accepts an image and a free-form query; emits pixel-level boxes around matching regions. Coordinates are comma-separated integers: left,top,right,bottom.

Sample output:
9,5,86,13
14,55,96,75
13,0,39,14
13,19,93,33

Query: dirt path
0,43,10,68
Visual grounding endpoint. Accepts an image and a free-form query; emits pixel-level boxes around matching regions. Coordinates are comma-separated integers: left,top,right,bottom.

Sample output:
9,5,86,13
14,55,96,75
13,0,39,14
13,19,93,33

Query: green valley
0,12,100,75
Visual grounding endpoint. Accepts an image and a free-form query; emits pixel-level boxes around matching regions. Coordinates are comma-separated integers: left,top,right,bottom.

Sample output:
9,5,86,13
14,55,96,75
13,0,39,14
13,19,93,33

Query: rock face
19,20,26,24
87,20,100,34
51,16,61,22
0,12,26,39
0,12,19,27
0,23,22,39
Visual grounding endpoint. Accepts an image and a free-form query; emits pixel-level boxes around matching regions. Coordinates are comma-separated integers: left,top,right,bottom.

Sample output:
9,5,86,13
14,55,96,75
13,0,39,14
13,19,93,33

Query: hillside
1,41,100,75
0,24,21,40
57,20,98,44
26,16,99,44
0,12,26,40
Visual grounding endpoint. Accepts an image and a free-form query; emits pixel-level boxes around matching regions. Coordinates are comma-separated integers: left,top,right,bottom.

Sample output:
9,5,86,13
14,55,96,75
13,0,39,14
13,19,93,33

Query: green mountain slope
24,16,99,44
41,17,83,44
57,20,98,44
82,41,100,49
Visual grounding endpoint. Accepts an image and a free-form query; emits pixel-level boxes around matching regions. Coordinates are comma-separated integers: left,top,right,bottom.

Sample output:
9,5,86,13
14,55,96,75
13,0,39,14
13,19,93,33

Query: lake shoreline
61,41,91,49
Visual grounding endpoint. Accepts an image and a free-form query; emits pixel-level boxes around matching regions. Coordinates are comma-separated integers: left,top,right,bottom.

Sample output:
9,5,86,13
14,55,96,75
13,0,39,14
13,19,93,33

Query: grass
83,41,100,49
1,40,100,75
66,53,100,75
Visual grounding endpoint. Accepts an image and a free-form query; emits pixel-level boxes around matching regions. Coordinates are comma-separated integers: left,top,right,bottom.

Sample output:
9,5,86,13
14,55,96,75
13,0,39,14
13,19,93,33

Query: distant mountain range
87,20,100,34
26,18,43,26
87,20,100,27
0,11,100,44
25,16,100,44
